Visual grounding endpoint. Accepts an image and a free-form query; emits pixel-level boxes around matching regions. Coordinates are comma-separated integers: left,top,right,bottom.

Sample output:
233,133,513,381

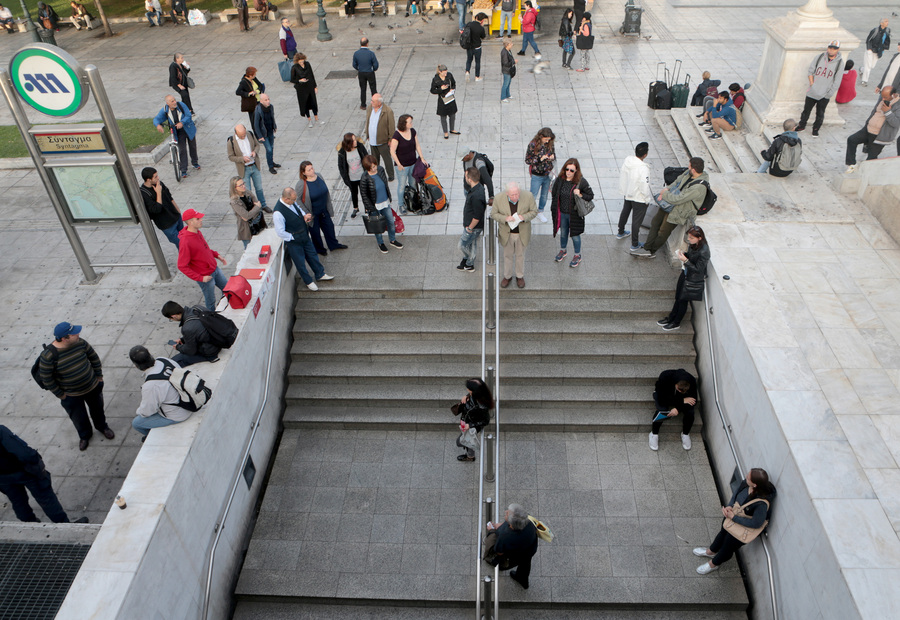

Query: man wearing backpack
798,41,844,137
632,157,709,259
862,18,891,87
461,149,495,205
178,209,228,311
128,346,196,438
463,13,489,81
161,301,222,366
38,323,114,452
758,119,802,176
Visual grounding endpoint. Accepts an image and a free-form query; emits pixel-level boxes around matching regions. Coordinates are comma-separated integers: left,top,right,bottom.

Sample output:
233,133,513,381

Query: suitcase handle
656,61,665,82
684,73,690,87
672,59,682,85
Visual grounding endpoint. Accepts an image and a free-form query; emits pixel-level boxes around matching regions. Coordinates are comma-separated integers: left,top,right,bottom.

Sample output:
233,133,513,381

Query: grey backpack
774,140,802,172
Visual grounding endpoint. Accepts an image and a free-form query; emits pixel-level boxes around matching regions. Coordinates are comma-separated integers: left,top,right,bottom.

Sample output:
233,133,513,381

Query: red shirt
177,228,219,281
522,8,536,33
836,69,857,104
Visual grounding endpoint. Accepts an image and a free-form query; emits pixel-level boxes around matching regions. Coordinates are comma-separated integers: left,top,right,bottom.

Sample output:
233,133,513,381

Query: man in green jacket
632,157,708,259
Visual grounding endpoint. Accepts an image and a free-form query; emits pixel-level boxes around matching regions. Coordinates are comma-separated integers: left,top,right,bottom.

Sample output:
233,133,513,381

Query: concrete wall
856,157,900,245
55,231,295,620
693,262,860,620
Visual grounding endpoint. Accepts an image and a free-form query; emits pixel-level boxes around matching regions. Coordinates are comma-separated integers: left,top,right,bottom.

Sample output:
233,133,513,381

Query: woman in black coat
337,133,369,219
290,53,320,128
550,158,594,268
559,9,575,70
455,378,493,462
430,65,458,139
236,67,265,128
658,225,711,331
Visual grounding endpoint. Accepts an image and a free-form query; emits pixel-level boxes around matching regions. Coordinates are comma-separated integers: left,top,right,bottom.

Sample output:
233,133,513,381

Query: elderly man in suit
490,182,538,289
272,187,333,292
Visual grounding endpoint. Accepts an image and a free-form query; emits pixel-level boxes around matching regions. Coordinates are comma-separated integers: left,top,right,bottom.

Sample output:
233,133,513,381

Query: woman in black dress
290,53,321,128
657,225,711,331
454,378,493,462
236,67,265,128
430,65,458,139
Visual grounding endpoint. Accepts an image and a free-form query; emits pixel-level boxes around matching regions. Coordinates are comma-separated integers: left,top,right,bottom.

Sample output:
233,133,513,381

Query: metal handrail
702,294,778,620
200,250,286,620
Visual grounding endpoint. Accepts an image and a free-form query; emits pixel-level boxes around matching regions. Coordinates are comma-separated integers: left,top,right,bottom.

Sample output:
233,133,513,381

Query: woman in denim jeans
524,127,556,222
550,158,593,268
359,155,404,254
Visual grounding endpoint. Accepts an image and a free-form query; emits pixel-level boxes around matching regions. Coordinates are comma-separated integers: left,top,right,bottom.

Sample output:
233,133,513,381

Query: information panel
45,157,135,223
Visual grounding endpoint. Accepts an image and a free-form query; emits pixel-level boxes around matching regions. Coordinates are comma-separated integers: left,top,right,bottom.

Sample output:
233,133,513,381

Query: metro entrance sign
8,45,88,117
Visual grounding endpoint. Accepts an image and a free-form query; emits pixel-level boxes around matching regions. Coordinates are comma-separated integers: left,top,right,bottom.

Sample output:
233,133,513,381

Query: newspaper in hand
508,212,523,231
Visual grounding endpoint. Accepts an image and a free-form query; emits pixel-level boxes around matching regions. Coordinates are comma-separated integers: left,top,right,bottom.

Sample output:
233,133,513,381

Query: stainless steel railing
475,218,501,620
701,294,778,620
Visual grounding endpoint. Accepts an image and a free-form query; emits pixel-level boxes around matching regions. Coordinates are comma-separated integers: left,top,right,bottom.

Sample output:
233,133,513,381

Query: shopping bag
278,59,292,82
188,8,207,25
392,208,405,234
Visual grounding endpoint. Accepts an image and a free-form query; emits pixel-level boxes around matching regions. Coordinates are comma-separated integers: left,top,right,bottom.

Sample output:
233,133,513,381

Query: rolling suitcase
670,61,689,108
655,70,672,110
648,62,667,109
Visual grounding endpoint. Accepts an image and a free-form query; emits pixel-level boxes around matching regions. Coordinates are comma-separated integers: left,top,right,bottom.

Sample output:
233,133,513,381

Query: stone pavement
0,0,890,577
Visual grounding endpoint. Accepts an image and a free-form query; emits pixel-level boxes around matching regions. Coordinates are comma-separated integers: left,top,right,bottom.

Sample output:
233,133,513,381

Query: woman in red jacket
836,59,857,104
517,1,541,59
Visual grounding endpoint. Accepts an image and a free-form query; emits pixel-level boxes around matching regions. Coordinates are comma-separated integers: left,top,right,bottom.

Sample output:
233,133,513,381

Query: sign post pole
0,67,97,282
85,65,170,281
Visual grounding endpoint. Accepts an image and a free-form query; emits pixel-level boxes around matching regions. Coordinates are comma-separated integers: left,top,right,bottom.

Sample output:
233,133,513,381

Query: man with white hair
227,123,268,210
490,182,537,289
863,18,891,87
487,503,539,589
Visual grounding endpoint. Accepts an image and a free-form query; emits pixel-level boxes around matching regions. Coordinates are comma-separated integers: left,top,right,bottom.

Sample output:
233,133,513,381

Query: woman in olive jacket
430,65,459,139
550,158,594,268
229,176,266,249
658,225,710,331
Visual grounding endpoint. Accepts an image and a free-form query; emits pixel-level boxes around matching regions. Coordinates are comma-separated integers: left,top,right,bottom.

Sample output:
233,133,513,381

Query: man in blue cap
39,323,114,451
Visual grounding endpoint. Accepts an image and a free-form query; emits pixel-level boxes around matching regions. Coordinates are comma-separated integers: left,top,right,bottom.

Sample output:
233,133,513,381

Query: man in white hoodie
616,142,652,251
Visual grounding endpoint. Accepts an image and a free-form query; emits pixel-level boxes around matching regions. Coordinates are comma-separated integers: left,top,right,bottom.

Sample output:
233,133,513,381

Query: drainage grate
0,542,90,620
324,70,358,80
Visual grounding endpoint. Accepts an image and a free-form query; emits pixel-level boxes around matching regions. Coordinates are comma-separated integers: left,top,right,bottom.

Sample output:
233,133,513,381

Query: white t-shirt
0,7,13,19
368,107,382,146
234,134,254,165
883,54,900,89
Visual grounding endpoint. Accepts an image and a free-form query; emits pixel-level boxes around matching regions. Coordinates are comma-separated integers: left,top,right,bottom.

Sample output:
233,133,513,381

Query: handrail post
486,273,496,331
484,433,495,482
484,496,494,525
487,219,495,266
482,576,493,620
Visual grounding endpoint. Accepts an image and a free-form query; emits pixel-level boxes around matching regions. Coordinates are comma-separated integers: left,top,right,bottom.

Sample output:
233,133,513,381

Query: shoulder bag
722,498,770,543
527,515,554,543
362,210,387,234
574,193,594,218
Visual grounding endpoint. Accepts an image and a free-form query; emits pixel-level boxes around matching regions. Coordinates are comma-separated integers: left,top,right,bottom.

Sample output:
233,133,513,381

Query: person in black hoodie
458,167,487,272
648,368,697,452
161,302,221,367
454,377,493,461
464,13,489,81
694,468,776,574
758,119,802,176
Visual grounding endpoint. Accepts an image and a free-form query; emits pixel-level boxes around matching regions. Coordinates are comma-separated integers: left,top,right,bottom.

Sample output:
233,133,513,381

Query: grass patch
34,1,325,21
0,119,165,158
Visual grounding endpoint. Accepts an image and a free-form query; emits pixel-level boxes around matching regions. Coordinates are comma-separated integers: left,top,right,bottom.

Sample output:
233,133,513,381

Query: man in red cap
177,209,228,310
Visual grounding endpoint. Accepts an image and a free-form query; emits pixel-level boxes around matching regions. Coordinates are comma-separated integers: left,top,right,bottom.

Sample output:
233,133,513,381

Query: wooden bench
219,8,279,22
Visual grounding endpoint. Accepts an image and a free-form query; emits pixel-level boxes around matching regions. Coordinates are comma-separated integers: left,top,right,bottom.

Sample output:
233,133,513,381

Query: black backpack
689,180,717,216
191,307,239,349
474,153,495,179
403,185,424,214
31,344,58,390
459,24,473,49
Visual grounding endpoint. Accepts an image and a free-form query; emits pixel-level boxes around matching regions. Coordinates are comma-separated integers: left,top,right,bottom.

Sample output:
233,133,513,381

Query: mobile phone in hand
167,340,177,346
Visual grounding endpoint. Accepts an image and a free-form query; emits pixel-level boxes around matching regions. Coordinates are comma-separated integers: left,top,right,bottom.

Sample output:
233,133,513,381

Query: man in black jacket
0,425,87,523
757,119,802,177
161,301,221,366
458,167,486,272
488,503,539,589
649,368,698,452
140,167,183,248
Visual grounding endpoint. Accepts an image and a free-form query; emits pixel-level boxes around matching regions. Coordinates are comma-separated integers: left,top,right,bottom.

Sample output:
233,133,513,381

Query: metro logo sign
9,45,88,117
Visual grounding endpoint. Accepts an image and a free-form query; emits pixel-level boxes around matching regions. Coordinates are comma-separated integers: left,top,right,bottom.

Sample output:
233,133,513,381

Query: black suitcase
664,166,687,185
648,62,667,109
656,88,672,110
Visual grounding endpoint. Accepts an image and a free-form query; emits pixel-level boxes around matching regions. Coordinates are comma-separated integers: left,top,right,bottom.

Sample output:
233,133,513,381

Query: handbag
363,210,388,234
278,59,292,82
458,427,480,450
558,39,564,48
722,498,770,543
248,213,266,236
450,402,461,416
527,515,554,543
574,193,594,218
482,530,512,570
392,208,405,234
186,76,196,89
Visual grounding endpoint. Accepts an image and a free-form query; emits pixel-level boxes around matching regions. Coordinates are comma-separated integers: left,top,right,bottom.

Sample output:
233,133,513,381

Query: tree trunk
292,0,305,26
92,0,114,37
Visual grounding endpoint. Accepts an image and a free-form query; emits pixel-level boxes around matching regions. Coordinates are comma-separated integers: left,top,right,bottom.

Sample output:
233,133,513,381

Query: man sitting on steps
649,368,698,452
758,119,802,176
699,91,736,140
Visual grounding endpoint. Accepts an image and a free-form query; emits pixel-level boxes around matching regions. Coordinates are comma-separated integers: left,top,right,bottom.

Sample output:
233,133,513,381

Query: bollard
482,575,493,620
484,433,495,482
484,496,494,525
487,219,496,266
486,273,496,330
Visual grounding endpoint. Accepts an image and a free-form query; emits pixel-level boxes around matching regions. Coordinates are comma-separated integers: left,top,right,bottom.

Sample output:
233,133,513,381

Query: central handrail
702,293,778,620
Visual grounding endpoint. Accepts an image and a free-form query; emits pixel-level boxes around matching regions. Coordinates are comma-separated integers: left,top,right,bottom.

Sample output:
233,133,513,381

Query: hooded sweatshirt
618,155,652,204
807,51,844,100
761,131,801,177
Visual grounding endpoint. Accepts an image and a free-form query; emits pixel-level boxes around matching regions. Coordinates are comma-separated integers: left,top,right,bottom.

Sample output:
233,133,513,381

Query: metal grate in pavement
0,542,90,620
324,70,358,80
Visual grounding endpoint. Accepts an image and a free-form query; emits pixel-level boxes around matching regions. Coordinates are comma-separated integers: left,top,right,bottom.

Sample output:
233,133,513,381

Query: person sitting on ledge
699,91,736,140
161,301,221,367
128,346,198,438
758,119,802,176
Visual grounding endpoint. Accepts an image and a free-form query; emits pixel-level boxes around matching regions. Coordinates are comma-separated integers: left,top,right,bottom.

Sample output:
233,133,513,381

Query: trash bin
621,0,642,36
37,27,57,46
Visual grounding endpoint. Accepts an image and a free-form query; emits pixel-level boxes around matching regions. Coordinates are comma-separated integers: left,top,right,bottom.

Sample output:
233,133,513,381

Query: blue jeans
559,212,581,254
501,73,512,100
146,10,161,25
456,0,466,30
458,227,482,267
0,472,69,523
132,413,179,436
261,136,276,169
757,161,770,174
198,266,228,311
521,32,539,54
243,164,267,209
60,382,106,441
530,174,551,212
396,165,414,212
374,205,397,245
501,11,512,35
285,238,325,285
161,219,183,248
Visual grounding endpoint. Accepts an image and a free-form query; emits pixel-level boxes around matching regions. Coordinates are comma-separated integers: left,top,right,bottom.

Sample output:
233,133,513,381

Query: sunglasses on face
565,168,576,172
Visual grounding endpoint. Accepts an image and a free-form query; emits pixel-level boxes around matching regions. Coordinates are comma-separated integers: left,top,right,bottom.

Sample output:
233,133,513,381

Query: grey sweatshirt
807,51,844,100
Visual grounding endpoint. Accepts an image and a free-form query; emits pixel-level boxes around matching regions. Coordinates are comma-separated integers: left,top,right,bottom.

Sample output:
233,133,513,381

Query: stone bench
219,8,279,22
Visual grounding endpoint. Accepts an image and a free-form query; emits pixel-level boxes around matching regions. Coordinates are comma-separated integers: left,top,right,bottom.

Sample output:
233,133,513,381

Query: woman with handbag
454,377,493,462
575,12,593,72
500,38,517,103
389,114,428,215
37,2,59,30
236,67,265,128
559,9,575,70
550,158,594,268
229,176,267,249
430,65,459,140
359,155,402,253
337,133,369,220
694,468,776,574
657,225,710,331
290,53,322,129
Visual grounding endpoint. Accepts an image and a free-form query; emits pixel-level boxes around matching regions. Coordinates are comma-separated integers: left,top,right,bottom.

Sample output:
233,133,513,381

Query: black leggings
347,180,360,210
563,50,574,67
664,272,691,327
709,525,744,566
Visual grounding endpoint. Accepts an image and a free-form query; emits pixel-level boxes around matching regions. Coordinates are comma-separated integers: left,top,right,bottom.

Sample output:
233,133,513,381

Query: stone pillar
750,0,859,127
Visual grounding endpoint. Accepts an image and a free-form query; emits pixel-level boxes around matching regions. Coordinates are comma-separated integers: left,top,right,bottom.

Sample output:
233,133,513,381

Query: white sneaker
693,548,715,558
537,212,548,223
465,71,470,81
696,562,719,575
649,432,659,451
318,274,334,281
307,282,319,291
534,54,542,60
845,165,857,174
681,433,692,450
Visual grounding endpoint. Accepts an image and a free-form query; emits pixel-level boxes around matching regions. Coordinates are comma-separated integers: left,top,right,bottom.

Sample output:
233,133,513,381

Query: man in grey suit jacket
876,42,900,153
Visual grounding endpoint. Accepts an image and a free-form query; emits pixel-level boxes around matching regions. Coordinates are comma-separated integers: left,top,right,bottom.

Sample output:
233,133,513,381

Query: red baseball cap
182,209,205,221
